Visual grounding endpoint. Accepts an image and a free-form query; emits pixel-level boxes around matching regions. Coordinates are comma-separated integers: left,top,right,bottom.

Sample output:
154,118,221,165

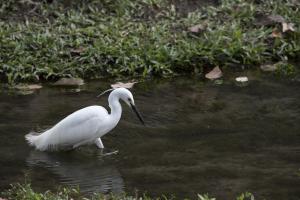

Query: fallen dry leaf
15,84,42,90
255,14,285,26
271,28,282,38
282,22,295,32
111,81,137,89
235,76,248,82
268,15,286,23
27,84,42,90
53,77,84,86
188,23,207,33
260,63,278,72
70,47,85,55
205,66,223,80
291,0,300,5
235,76,249,87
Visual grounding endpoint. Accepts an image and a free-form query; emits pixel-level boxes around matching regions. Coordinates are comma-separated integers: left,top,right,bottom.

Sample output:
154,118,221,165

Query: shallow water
0,75,300,199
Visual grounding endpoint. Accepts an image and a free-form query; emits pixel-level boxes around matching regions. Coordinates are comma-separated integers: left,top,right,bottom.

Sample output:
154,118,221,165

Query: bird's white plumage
25,88,141,151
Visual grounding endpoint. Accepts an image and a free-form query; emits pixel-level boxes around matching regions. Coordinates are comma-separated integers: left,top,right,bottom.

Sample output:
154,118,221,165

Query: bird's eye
128,98,131,102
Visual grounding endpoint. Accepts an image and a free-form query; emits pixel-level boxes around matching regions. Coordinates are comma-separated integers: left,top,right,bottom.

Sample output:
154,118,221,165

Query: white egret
25,88,145,151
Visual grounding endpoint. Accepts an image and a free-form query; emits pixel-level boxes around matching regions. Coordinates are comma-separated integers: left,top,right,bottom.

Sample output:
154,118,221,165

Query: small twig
28,4,39,13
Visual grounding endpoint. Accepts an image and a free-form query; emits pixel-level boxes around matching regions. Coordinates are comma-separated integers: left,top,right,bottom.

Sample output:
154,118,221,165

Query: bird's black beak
130,103,145,125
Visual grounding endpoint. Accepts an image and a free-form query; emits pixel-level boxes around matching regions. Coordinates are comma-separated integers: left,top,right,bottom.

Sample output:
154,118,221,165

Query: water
0,75,300,199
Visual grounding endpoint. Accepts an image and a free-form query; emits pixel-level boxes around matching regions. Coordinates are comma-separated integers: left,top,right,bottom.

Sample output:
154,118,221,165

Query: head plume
97,88,114,98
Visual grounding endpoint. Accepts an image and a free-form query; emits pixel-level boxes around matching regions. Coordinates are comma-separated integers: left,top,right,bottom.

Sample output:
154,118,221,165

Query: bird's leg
95,138,104,149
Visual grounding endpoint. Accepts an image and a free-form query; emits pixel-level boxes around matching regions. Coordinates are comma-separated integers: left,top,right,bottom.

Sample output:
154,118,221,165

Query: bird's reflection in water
26,149,124,194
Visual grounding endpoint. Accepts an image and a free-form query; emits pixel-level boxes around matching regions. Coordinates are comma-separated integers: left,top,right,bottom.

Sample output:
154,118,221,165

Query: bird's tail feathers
25,131,41,147
25,130,70,151
25,131,51,151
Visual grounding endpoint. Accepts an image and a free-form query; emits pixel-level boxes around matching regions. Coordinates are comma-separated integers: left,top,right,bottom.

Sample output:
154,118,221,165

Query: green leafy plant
0,0,299,84
1,183,257,200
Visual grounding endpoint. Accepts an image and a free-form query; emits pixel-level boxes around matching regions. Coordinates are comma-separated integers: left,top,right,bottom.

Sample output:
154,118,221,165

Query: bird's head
106,88,145,125
117,88,135,107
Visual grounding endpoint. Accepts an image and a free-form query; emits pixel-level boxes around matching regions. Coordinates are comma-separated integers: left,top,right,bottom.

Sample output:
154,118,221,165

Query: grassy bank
0,0,299,84
2,183,255,200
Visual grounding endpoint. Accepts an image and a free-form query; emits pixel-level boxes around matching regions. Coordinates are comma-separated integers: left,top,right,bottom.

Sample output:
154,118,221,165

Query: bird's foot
96,148,119,158
102,150,119,156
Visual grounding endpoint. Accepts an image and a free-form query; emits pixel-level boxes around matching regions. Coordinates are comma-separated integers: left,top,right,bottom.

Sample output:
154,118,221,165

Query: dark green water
0,76,300,199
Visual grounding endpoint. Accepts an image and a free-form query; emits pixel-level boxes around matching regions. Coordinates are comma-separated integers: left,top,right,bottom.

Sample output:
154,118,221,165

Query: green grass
0,0,300,84
1,183,255,200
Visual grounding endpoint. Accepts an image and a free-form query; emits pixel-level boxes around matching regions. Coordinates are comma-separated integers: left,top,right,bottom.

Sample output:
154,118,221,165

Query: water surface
0,75,300,199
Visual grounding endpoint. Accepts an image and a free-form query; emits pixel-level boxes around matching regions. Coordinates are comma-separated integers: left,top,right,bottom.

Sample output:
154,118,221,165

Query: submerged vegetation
2,183,255,200
0,0,299,84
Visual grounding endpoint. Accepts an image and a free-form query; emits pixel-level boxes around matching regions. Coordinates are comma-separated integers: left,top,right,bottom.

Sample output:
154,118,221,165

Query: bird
25,88,145,151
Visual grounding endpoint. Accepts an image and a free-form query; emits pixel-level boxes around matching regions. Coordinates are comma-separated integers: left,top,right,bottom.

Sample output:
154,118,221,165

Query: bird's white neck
108,95,122,126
